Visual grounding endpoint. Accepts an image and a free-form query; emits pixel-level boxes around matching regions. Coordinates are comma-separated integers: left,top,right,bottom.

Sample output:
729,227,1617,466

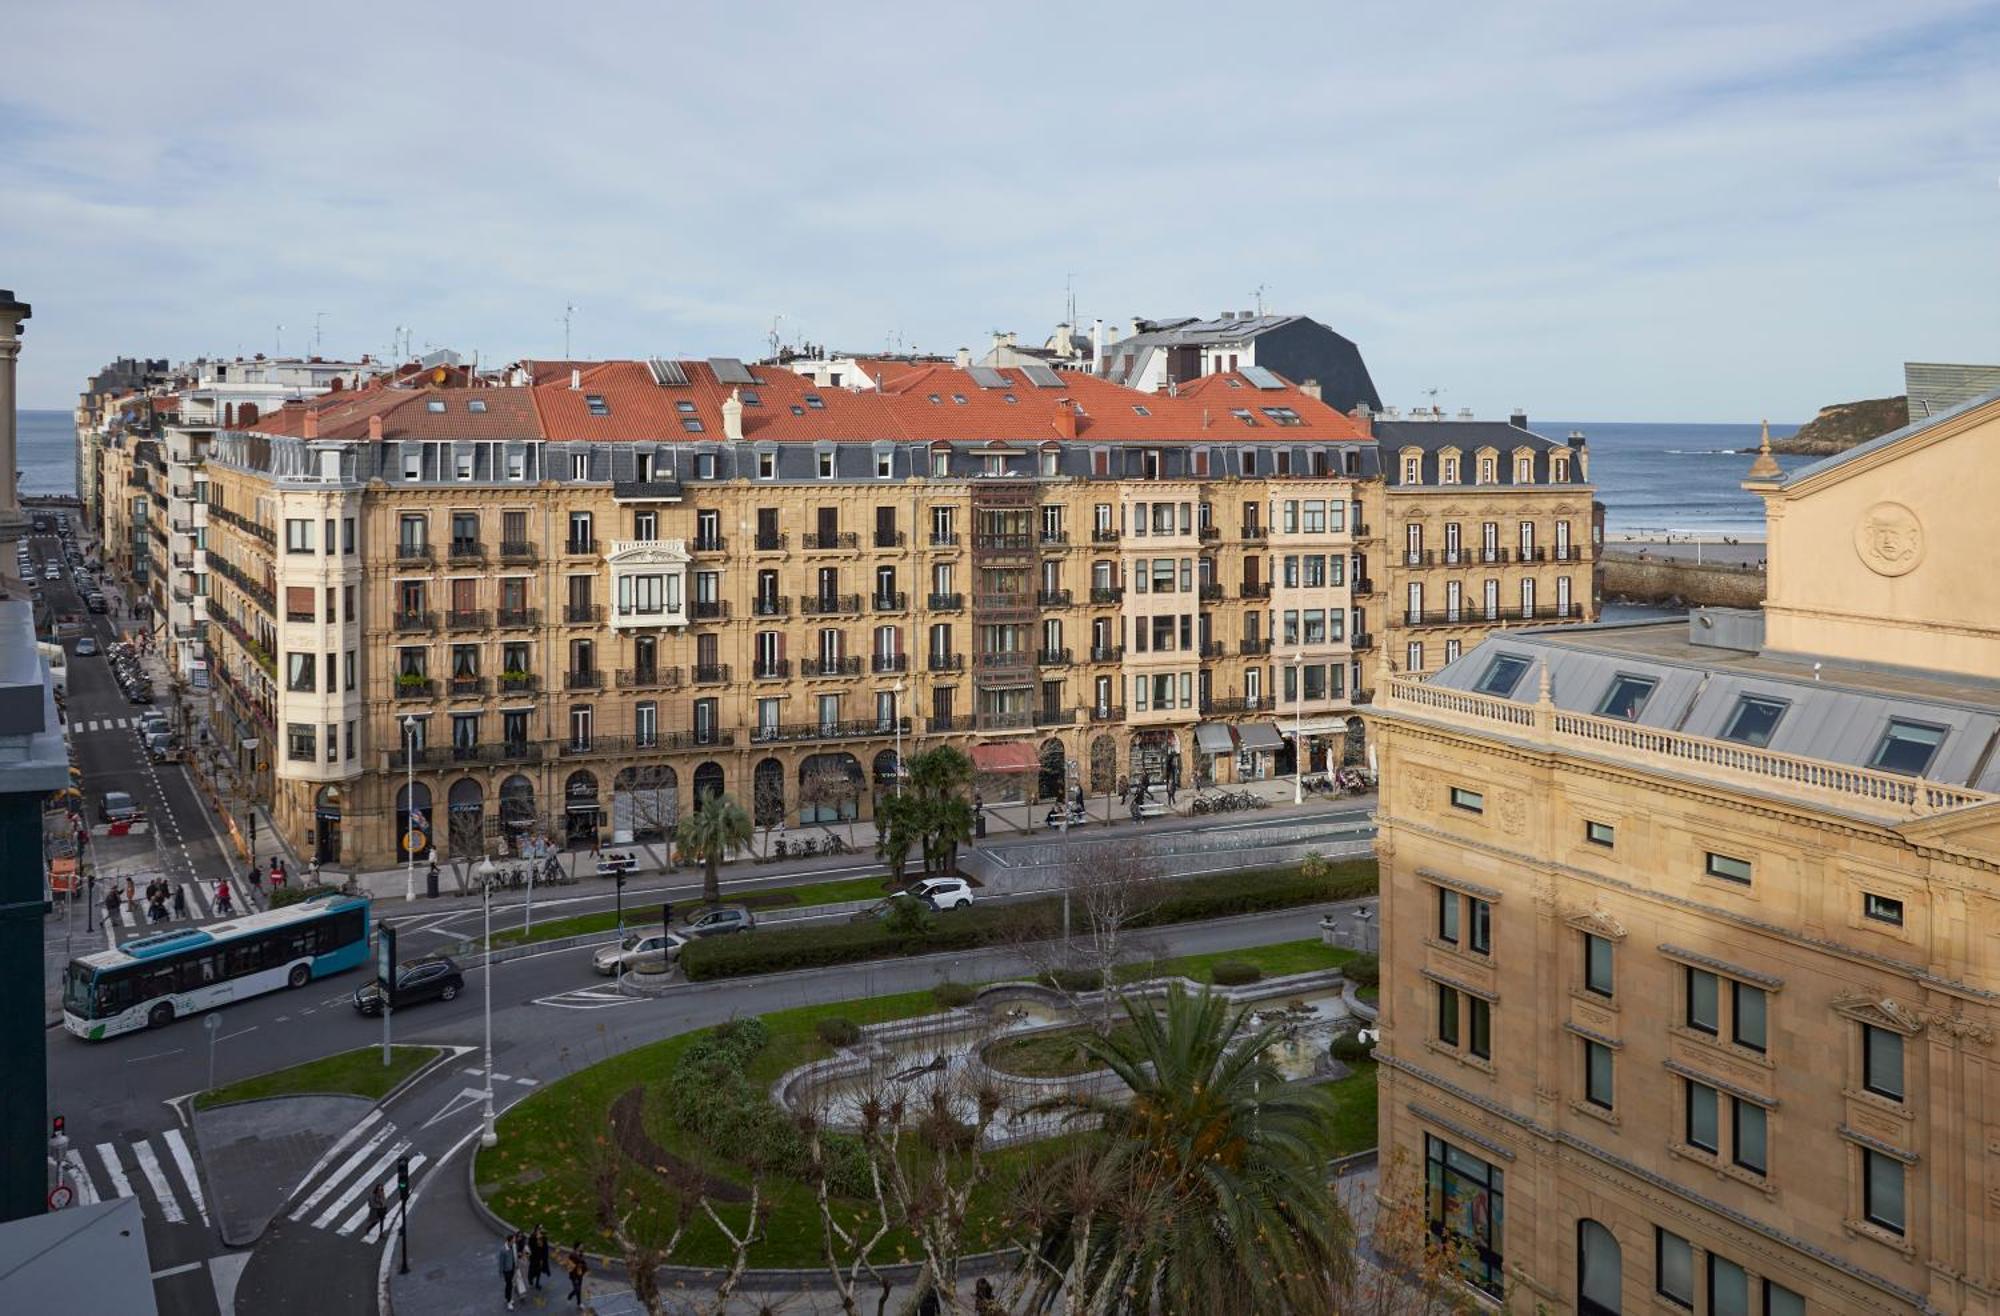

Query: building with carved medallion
1367,391,2000,1312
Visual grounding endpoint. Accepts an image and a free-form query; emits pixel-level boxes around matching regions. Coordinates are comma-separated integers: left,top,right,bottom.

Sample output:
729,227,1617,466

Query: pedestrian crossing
50,1133,210,1229
75,716,148,733
285,1109,430,1241
110,877,263,929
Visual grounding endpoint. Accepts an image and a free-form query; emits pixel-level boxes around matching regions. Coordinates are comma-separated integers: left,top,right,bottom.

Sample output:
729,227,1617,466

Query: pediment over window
1561,906,1628,941
1830,989,1926,1036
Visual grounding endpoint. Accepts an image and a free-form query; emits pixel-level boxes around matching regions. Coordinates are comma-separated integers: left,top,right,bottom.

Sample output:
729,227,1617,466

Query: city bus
61,895,371,1040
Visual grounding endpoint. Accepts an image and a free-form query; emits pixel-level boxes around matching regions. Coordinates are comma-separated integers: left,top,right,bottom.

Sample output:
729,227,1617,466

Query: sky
3,1,1997,420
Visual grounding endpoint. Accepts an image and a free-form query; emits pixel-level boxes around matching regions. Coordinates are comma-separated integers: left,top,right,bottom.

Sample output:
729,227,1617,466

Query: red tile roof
244,386,539,441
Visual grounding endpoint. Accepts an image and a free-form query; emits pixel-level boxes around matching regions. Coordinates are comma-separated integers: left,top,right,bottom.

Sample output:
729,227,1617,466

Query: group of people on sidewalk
498,1226,585,1309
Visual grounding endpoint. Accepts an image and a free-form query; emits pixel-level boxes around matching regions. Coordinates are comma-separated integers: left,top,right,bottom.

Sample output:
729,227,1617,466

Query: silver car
592,930,686,976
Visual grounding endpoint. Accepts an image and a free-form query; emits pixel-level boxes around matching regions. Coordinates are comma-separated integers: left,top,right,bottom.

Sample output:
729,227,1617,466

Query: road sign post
204,1013,221,1091
397,1152,411,1274
377,924,398,1067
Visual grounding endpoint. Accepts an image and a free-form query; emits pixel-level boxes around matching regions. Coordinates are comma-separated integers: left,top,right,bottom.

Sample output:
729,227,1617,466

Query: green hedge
679,859,1376,982
1209,960,1262,986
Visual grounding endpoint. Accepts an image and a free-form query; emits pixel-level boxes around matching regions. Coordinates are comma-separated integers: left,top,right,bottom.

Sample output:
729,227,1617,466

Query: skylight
1230,409,1257,426
740,390,761,406
952,394,967,405
928,394,942,404
467,399,488,413
1132,405,1151,416
1720,695,1787,748
1472,653,1530,698
1596,675,1657,721
675,400,697,413
1870,719,1946,775
682,418,705,433
425,400,446,413
585,394,609,416
789,404,804,416
804,393,825,410
1261,406,1302,426
1003,394,1018,404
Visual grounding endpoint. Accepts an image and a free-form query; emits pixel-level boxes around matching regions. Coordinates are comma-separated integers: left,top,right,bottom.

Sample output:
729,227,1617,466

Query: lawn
1126,938,1356,985
198,1045,442,1110
1321,1062,1379,1156
986,1021,1144,1078
484,873,900,951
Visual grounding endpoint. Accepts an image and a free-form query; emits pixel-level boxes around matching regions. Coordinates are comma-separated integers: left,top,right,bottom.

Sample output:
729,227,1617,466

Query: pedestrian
104,886,121,923
367,1183,386,1237
124,875,135,906
497,1232,518,1309
529,1225,550,1290
216,879,232,916
565,1243,588,1306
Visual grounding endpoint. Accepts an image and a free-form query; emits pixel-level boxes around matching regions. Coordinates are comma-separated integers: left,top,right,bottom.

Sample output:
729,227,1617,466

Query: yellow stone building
1369,394,2000,1312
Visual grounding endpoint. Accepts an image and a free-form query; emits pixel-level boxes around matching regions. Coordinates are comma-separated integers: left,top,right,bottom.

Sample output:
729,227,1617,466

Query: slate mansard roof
1373,419,1590,489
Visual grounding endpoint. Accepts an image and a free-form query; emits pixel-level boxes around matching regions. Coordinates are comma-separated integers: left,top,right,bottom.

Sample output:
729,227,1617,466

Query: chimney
303,408,319,439
722,388,744,440
1051,399,1077,440
1299,379,1321,402
570,368,581,390
1509,408,1528,430
1348,404,1373,438
1091,318,1104,373
368,414,384,440
955,347,971,369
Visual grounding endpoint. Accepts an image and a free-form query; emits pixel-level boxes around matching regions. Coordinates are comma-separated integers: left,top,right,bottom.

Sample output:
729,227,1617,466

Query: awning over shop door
1194,723,1236,755
1235,723,1285,753
970,740,1039,773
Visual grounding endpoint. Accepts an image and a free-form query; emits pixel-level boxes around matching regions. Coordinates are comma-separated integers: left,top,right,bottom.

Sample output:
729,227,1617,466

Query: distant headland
1763,395,1908,455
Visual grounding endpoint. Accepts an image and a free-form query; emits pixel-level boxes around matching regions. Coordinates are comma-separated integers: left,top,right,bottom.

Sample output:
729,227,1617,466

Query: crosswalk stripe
130,1139,185,1225
62,1150,100,1205
337,1153,426,1237
289,1122,392,1222
93,1144,133,1200
118,904,135,928
182,883,212,919
312,1139,409,1230
161,1128,208,1226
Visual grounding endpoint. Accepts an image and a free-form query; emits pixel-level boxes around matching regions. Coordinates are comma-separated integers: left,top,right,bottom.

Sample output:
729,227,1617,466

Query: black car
351,956,465,1016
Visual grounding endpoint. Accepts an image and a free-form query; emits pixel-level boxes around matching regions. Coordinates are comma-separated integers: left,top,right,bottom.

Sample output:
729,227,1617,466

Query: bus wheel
147,1002,174,1029
287,964,310,989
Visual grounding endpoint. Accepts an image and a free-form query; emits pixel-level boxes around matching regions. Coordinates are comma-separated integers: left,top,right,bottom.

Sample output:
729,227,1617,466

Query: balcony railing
1089,645,1124,663
927,652,964,672
1240,582,1272,599
448,676,488,697
565,538,598,556
1402,605,1574,629
1198,584,1225,602
929,532,960,548
563,603,603,624
498,607,539,628
801,656,863,678
754,532,787,551
1089,586,1125,604
929,714,975,733
1040,531,1069,547
874,530,906,549
803,531,858,551
499,673,540,694
1241,525,1268,540
1552,545,1584,562
751,596,789,617
1354,577,1375,593
211,505,274,546
800,593,862,616
972,533,1033,551
1089,705,1126,723
976,710,1035,731
1199,641,1225,658
974,650,1031,670
690,600,730,621
1037,648,1072,667
446,609,490,631
872,653,908,674
693,663,731,684
751,717,909,745
1036,707,1077,726
692,535,727,553
394,611,437,633
554,731,732,760
975,592,1032,611
500,541,536,562
927,592,964,611
1091,528,1121,543
872,591,908,612
1240,638,1272,656
1205,696,1265,715
752,659,791,681
394,542,434,565
394,677,435,700
449,541,485,562
1036,589,1072,608
612,479,684,501
1198,526,1220,541
565,669,603,690
1352,632,1375,650
616,667,683,690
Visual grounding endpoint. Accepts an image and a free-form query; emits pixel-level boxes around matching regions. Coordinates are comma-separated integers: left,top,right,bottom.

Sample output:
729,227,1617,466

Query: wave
1663,448,1748,456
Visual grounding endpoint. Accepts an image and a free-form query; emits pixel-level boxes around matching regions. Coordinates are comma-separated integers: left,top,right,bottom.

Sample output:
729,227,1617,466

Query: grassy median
197,1045,442,1110
483,873,901,951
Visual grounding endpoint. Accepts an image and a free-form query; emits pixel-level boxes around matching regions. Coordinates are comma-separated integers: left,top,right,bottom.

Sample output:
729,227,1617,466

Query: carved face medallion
1854,501,1923,577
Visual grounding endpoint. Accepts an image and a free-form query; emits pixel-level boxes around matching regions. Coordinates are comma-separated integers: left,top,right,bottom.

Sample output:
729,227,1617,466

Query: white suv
909,877,974,911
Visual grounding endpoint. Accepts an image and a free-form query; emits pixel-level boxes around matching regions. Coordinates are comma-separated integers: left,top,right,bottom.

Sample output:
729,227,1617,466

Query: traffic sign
47,1184,73,1210
402,829,427,853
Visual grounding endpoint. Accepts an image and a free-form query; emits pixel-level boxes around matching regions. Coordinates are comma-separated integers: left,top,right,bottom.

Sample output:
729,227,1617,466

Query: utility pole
313,311,326,356
562,304,575,358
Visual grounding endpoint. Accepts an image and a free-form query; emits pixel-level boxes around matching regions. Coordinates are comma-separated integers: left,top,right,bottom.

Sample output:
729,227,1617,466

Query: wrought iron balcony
873,530,906,549
394,611,437,633
1036,648,1072,667
1089,645,1124,663
498,607,539,629
499,673,541,694
1089,705,1126,723
1239,582,1272,599
448,676,488,697
690,599,730,621
1091,528,1121,543
751,659,791,681
692,663,731,684
615,667,682,690
394,677,434,700
799,593,862,616
395,542,433,565
1089,586,1124,604
1352,632,1375,650
871,653,908,674
446,609,490,631
1036,707,1076,726
1241,525,1268,540
1205,696,1265,715
929,532,960,547
1198,526,1220,541
1199,583,1225,602
927,652,964,672
872,591,908,612
926,592,964,611
499,541,536,562
974,650,1031,670
563,602,603,624
803,531,858,551
565,669,603,690
754,532,787,551
929,714,975,733
448,541,485,562
1036,588,1072,608
972,533,1033,551
801,655,863,678
1240,638,1272,656
751,596,789,618
692,535,727,553
564,537,598,556
751,717,908,745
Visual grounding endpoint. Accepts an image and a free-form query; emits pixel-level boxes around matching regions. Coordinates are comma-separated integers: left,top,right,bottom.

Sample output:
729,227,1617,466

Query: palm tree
1010,985,1355,1314
680,789,751,906
905,745,973,874
874,789,921,886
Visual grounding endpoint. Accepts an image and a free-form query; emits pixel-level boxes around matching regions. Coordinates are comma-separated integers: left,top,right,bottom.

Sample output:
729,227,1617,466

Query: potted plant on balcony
501,667,531,689
395,671,428,693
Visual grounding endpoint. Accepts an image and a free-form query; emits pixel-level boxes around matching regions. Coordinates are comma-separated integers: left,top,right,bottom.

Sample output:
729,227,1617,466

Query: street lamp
1293,653,1305,805
892,677,907,794
477,854,497,1148
401,715,418,902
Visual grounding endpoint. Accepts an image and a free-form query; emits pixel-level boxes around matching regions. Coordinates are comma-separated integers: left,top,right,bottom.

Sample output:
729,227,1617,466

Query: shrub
932,981,978,1009
1041,967,1100,994
1345,953,1380,988
271,883,340,908
1209,960,1262,986
1329,1029,1376,1064
1299,851,1331,882
882,895,933,938
815,1016,861,1047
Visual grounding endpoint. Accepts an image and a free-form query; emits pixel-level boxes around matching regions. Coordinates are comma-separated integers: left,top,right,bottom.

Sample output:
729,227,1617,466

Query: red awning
970,740,1039,773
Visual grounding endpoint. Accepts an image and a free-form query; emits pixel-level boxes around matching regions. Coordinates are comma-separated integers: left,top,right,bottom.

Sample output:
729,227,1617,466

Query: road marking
150,1261,202,1279
420,1086,491,1131
516,1076,537,1087
285,1108,382,1205
62,1150,100,1205
312,1139,410,1230
130,1138,186,1224
489,1072,512,1083
289,1123,392,1222
337,1152,426,1237
160,1128,209,1226
125,1047,185,1064
216,1025,257,1043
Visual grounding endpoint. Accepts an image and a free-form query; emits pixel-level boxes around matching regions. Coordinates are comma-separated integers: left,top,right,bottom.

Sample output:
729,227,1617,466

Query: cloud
3,0,1995,420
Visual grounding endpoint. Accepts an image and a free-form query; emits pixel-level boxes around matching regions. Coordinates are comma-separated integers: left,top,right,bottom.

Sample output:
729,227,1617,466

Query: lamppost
401,715,418,902
892,677,906,794
1293,653,1305,805
477,854,497,1148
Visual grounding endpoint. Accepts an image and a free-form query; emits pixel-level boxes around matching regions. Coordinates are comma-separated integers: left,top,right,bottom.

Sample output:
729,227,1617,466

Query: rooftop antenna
1253,284,1267,316
768,314,785,359
275,323,284,356
1422,385,1444,416
313,310,326,356
1065,272,1077,327
562,304,577,358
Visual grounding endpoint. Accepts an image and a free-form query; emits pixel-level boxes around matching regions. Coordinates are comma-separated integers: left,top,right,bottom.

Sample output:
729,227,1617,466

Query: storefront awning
1194,723,1236,755
970,740,1039,773
1236,723,1285,753
1287,716,1352,737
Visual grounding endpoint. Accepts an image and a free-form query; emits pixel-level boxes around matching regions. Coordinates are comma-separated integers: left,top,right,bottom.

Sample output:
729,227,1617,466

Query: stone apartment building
1367,393,2000,1313
193,355,1595,868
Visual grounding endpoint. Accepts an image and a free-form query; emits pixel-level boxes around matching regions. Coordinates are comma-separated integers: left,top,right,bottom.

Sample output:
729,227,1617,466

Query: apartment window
402,447,423,480
1764,1280,1805,1316
1721,694,1788,747
1436,984,1460,1046
286,723,316,762
1655,1229,1694,1308
1585,820,1615,847
1437,888,1460,943
1583,1040,1614,1109
1708,1255,1750,1316
1402,455,1420,483
1863,1024,1904,1101
286,653,315,692
1584,934,1614,997
758,450,777,479
1732,1098,1767,1175
1596,674,1656,721
817,450,835,479
346,720,357,761
1468,899,1491,955
342,518,355,553
505,448,526,479
1705,851,1753,885
1406,641,1423,673
584,393,609,416
1424,1136,1504,1298
345,650,356,690
454,447,475,480
285,586,315,623
1870,718,1946,776
1468,998,1491,1059
1864,892,1904,926
1472,652,1530,697
567,512,592,550
933,449,951,477
1686,968,1720,1034
285,518,313,553
695,452,716,479
1733,982,1767,1052
569,452,589,480
1449,786,1484,814
633,510,657,540
1686,1079,1719,1152
1863,1149,1905,1234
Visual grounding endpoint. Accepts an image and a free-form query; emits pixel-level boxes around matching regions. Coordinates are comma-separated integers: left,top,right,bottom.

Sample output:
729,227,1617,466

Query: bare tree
1338,1149,1482,1316
1009,840,1166,1030
799,761,863,847
589,1131,770,1316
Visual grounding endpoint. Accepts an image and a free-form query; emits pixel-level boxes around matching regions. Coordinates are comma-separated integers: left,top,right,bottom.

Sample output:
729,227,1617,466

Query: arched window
395,781,433,861
563,771,599,846
499,774,536,851
1578,1219,1621,1315
798,753,863,823
1089,735,1116,794
446,778,484,858
871,749,900,800
753,758,786,828
691,761,725,808
1037,738,1067,802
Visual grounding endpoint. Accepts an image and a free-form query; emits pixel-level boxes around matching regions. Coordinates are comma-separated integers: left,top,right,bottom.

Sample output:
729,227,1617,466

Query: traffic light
397,1153,410,1199
50,1115,63,1138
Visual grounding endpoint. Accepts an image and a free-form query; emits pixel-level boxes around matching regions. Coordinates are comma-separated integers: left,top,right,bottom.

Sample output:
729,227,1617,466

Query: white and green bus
62,895,371,1040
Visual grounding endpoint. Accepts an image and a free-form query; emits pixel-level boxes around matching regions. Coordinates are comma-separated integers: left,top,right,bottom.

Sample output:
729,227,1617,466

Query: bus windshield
62,962,97,1018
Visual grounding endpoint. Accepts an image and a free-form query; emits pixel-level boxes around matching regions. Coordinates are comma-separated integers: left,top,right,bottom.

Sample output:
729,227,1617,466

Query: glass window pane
1734,983,1767,1051
1687,969,1718,1033
1439,889,1459,942
1437,985,1460,1046
1865,1026,1904,1101
1720,695,1787,747
1687,1081,1718,1151
1870,719,1945,775
1585,934,1615,996
1473,653,1530,697
1866,1151,1905,1233
1586,1041,1614,1108
1578,1220,1622,1311
1733,1100,1766,1174
1764,1279,1806,1316
1656,1229,1693,1305
1709,1255,1749,1316
1597,675,1657,720
1469,998,1491,1060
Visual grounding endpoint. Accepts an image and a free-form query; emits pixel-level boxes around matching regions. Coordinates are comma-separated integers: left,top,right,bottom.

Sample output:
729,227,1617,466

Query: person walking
172,884,188,920
246,863,261,896
104,885,121,925
564,1243,588,1306
528,1225,550,1291
497,1232,518,1309
367,1183,387,1238
215,879,232,916
124,875,135,907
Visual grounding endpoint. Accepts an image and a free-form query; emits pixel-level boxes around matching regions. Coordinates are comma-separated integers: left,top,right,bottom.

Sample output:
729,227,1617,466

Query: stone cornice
1415,866,1504,902
1658,944,1786,991
1663,1058,1779,1109
1421,967,1499,1003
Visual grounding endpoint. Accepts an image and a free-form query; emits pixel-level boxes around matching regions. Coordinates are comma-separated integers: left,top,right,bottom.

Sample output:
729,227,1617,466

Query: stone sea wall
1601,551,1766,609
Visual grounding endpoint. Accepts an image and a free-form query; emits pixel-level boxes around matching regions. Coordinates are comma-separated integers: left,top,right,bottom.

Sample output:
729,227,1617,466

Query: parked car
73,636,97,657
679,904,756,938
85,593,106,614
97,791,142,823
905,877,975,910
351,956,466,1015
592,931,686,976
140,715,171,741
146,732,178,763
125,684,154,705
43,564,60,581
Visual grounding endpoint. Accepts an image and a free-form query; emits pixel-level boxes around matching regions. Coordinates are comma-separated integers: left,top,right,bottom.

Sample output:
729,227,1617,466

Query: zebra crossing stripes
78,717,137,733
114,880,263,930
288,1122,394,1224
129,1137,186,1225
65,1136,207,1230
281,1112,431,1237
338,1153,425,1239
309,1137,410,1230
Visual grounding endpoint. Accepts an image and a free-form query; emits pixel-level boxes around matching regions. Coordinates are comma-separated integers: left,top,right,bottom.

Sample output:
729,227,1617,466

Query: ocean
14,408,1815,536
1550,420,1813,540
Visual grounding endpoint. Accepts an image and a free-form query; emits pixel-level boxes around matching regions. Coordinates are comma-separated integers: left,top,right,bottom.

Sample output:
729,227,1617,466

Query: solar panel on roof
646,358,689,386
1020,362,1063,388
1240,365,1285,390
709,357,756,385
967,366,1008,389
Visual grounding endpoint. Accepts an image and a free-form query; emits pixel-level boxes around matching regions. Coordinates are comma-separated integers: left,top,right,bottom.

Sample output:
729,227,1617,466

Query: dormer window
1479,456,1496,484
1441,454,1460,483
585,394,609,417
1552,453,1571,481
1403,456,1421,484
1230,408,1257,426
984,454,1006,476
817,450,836,479
1515,454,1535,482
931,449,949,477
681,418,704,433
952,394,968,405
402,446,422,480
1040,450,1058,477
739,389,760,406
757,450,777,479
875,448,893,478
426,400,446,413
696,453,717,479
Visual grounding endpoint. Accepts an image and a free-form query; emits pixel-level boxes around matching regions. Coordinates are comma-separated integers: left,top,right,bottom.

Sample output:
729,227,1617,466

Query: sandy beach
1605,534,1766,567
